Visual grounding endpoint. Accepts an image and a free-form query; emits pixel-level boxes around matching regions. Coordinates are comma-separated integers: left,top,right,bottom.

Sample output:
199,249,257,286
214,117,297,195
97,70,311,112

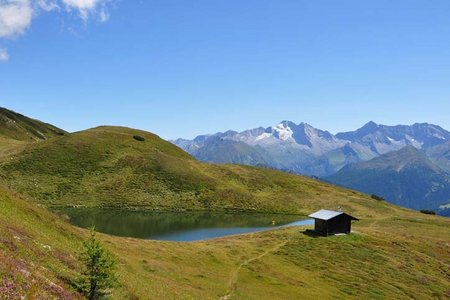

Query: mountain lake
58,208,314,242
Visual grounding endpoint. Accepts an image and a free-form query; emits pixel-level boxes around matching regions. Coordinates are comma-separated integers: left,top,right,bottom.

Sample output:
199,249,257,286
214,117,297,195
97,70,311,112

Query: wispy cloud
62,0,109,21
0,0,112,62
37,0,60,12
0,48,9,61
98,6,108,22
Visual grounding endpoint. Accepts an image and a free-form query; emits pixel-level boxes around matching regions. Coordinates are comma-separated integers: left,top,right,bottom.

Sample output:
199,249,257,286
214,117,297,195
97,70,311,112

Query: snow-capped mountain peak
272,122,295,141
172,121,450,177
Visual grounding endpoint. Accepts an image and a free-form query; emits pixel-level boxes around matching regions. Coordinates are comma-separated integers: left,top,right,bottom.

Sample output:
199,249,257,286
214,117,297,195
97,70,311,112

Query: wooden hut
308,209,358,236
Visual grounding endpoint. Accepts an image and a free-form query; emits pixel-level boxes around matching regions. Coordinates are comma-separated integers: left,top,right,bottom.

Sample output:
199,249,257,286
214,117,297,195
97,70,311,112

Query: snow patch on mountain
255,132,272,141
273,122,294,141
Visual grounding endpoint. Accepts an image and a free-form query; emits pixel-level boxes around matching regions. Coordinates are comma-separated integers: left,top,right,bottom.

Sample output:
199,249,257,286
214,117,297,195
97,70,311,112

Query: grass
1,185,449,299
105,211,450,299
0,186,82,298
0,136,26,159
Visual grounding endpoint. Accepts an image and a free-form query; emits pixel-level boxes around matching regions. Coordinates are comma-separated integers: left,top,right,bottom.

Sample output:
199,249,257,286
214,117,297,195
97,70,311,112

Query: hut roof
308,209,358,221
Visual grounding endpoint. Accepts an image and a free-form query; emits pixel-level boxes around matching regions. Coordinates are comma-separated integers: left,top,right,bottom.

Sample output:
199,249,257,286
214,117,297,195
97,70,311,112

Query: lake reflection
59,208,313,242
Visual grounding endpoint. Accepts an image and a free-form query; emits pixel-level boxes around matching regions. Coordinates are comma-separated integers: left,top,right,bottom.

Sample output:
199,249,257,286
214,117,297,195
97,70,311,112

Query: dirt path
219,237,289,300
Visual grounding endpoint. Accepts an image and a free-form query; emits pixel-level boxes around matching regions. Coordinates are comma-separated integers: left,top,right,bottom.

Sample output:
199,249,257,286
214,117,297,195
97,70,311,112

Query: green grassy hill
0,125,396,216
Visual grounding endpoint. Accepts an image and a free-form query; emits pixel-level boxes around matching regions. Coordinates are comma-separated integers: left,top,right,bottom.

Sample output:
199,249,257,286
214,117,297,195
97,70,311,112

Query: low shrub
420,209,435,215
133,135,145,142
371,194,384,201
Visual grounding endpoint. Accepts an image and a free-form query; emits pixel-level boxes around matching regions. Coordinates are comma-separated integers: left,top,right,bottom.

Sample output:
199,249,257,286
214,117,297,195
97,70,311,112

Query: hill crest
0,107,66,141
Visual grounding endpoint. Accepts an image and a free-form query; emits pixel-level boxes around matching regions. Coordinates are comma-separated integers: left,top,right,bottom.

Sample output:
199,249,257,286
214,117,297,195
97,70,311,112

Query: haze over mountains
173,121,450,214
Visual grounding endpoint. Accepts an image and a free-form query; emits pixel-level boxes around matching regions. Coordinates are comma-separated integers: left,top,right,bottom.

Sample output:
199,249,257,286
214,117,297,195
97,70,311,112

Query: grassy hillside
1,124,449,299
106,211,450,299
0,186,82,298
1,185,450,299
0,125,398,215
0,107,66,142
0,136,27,159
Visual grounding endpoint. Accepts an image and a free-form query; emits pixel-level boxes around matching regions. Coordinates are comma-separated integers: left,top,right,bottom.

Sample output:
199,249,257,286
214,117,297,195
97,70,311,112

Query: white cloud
63,0,99,10
0,0,112,60
0,48,8,61
62,0,108,21
0,0,34,38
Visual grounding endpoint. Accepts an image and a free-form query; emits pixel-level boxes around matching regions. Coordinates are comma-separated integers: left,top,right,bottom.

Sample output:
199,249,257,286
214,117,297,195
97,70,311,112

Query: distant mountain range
173,121,450,176
173,121,450,214
326,146,450,212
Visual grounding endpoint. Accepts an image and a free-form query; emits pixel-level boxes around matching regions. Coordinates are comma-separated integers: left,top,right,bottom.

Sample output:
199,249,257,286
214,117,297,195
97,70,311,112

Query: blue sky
1,0,450,139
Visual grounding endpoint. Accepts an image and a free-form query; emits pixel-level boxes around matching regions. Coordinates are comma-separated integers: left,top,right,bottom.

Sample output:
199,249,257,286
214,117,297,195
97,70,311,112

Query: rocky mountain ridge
173,121,450,177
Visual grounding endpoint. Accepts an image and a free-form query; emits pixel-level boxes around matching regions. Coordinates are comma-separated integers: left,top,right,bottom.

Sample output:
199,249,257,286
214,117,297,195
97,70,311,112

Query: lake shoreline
51,205,308,217
58,208,313,241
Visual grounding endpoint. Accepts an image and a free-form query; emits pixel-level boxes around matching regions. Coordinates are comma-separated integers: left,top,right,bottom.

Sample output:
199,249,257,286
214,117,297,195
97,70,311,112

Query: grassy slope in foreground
0,186,82,298
1,185,450,299
0,126,392,215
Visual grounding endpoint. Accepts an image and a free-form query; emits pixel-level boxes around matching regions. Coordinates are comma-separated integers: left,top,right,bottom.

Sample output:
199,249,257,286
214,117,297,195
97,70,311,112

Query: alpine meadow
1,1,450,299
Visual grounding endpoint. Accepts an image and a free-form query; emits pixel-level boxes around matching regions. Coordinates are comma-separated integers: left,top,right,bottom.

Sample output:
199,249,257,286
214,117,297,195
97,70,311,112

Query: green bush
371,194,384,201
133,135,145,142
420,209,436,215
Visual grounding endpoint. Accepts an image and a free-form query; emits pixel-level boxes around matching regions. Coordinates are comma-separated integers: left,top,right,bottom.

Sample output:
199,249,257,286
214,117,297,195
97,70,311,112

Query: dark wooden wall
314,214,352,236
327,214,351,234
314,219,327,234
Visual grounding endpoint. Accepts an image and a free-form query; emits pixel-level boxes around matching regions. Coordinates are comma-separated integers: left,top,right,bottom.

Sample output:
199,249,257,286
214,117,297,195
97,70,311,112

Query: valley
0,107,449,299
